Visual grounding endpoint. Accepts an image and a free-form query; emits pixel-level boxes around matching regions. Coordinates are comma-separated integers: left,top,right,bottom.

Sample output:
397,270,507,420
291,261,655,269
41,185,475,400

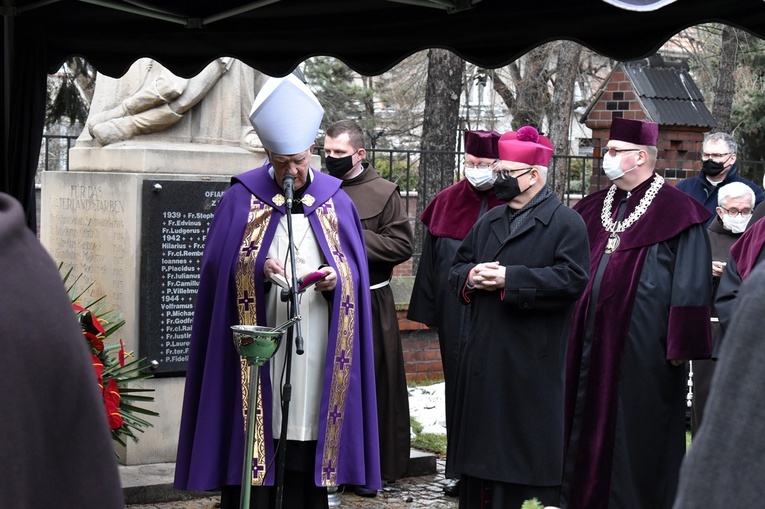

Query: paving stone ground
127,459,458,509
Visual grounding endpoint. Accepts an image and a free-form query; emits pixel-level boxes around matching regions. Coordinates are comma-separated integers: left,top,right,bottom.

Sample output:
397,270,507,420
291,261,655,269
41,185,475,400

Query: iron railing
40,134,765,203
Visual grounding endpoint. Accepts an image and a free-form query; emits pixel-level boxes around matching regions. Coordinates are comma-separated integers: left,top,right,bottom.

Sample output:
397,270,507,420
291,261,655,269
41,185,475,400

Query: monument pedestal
40,143,267,465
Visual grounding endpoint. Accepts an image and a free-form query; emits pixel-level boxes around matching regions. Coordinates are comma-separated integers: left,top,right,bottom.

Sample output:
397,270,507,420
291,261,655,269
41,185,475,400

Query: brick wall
584,64,708,192
399,310,443,383
393,258,415,278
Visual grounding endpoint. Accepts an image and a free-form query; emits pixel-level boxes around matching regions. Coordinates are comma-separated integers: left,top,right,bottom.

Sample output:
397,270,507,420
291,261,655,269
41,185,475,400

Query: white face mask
722,214,751,234
602,152,638,181
465,166,496,190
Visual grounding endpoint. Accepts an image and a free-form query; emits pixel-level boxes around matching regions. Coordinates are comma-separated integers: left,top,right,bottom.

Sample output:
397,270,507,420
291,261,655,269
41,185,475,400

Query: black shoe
353,486,378,498
443,479,460,497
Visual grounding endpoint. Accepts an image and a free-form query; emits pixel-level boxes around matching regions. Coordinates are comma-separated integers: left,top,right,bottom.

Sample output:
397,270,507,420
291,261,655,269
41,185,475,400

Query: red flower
119,339,126,367
85,331,104,352
103,379,123,430
91,354,104,388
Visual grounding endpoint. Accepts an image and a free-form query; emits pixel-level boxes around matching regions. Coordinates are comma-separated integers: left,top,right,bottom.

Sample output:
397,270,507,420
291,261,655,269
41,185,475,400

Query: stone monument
40,57,273,465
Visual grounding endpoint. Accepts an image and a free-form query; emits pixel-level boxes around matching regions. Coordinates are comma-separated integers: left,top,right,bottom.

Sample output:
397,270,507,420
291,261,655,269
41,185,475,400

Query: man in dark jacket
676,131,764,226
691,181,754,434
449,126,590,508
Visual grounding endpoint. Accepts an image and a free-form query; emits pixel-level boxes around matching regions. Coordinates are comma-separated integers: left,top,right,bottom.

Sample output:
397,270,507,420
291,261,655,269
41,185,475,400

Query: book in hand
269,270,326,293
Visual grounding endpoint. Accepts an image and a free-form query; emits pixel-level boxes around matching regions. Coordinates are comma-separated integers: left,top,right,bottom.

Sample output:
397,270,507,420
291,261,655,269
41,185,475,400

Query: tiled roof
624,60,716,128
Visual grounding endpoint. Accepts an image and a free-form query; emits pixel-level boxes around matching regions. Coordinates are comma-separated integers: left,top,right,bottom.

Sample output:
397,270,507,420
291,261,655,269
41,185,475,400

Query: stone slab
405,449,438,478
69,143,267,175
121,450,437,505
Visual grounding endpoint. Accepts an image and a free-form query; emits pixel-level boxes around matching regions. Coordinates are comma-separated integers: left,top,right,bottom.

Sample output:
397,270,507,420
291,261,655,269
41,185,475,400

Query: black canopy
4,0,765,226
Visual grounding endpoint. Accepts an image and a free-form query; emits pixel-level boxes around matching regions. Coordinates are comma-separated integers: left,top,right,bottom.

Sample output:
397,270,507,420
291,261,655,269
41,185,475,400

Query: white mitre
248,73,324,155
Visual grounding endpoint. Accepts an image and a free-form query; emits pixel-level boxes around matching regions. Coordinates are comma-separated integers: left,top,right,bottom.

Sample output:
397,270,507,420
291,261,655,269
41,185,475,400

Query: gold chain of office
600,173,664,254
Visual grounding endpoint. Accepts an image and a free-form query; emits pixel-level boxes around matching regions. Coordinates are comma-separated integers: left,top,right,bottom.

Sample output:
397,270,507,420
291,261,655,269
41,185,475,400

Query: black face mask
325,154,356,178
701,159,727,177
493,170,531,202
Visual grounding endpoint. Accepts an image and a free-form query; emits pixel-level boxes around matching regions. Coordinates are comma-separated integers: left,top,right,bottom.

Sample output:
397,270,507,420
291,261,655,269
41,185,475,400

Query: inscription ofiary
141,181,228,374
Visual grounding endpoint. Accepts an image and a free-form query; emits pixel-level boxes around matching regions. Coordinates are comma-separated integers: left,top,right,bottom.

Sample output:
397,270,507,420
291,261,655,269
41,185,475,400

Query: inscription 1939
139,180,229,375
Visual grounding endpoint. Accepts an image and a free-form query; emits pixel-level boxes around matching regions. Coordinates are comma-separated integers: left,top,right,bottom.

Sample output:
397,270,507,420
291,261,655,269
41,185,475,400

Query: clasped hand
263,258,337,292
468,261,505,291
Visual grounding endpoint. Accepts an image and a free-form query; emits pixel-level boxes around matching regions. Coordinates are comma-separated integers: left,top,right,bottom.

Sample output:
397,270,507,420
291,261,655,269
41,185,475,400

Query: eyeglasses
604,148,640,157
492,167,533,180
719,206,752,218
701,152,732,161
463,159,498,170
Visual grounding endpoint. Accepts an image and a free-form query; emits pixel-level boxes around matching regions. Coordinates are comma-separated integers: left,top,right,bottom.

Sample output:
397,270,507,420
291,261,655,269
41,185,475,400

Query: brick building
580,55,716,189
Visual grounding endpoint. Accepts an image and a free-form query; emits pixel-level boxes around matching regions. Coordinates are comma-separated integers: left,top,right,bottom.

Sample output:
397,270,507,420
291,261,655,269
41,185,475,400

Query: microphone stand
274,173,304,509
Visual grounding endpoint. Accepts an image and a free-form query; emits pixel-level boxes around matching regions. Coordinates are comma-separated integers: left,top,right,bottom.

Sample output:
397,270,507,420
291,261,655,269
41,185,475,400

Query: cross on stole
238,290,255,310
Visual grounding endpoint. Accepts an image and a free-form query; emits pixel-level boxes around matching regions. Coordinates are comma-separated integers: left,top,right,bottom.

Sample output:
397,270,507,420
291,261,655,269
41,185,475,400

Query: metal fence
36,134,78,181
317,144,600,207
38,134,765,203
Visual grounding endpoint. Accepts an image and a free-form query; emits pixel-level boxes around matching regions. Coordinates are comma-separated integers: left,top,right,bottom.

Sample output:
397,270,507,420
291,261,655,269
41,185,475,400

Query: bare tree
711,25,740,133
415,49,465,264
548,41,583,198
491,45,554,130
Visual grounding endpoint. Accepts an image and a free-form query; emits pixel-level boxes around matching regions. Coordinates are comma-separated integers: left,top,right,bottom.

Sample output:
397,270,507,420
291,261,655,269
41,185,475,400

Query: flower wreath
62,265,158,446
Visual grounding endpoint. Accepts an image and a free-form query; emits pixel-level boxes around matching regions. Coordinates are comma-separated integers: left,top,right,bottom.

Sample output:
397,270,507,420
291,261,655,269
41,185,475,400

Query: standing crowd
7,72,765,509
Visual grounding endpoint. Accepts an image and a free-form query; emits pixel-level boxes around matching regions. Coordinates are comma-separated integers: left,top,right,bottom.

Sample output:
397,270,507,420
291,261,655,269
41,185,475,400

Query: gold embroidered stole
235,196,273,486
314,199,355,487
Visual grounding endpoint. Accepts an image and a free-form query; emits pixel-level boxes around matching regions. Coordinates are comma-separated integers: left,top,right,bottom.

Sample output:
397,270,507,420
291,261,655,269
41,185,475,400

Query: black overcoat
449,192,590,486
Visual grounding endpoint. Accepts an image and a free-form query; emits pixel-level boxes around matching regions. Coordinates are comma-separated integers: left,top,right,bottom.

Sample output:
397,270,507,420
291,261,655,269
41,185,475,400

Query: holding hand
312,266,336,292
264,257,285,282
712,261,726,278
468,261,506,291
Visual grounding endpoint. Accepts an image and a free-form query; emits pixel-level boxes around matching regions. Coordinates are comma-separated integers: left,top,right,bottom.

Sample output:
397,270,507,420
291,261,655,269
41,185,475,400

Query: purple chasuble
563,176,712,509
420,179,505,240
174,166,381,492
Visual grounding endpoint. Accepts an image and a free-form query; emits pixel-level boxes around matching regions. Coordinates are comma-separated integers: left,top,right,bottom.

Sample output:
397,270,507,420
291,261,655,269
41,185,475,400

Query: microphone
282,173,295,210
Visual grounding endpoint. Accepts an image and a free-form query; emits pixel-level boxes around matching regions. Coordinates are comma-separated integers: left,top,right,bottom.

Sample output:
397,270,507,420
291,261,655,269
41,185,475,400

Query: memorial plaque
140,179,230,374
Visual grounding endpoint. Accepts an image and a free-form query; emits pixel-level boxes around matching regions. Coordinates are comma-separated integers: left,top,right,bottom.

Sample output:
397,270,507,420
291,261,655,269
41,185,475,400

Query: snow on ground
408,382,446,436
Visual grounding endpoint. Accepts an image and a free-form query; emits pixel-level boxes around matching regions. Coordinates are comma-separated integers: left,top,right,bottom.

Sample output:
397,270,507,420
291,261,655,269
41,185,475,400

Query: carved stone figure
81,58,267,151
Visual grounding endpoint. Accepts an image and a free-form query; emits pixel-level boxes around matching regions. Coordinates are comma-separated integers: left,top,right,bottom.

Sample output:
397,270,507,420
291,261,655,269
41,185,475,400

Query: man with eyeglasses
676,131,764,226
408,129,505,497
714,189,765,348
689,182,755,438
561,117,713,509
448,126,590,508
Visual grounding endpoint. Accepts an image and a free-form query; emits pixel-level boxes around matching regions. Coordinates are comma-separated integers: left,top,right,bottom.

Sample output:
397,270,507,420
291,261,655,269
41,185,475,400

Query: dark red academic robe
562,175,713,509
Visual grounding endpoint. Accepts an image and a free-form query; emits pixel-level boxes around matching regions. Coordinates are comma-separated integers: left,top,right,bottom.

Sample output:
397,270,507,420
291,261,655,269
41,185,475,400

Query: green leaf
121,404,160,417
